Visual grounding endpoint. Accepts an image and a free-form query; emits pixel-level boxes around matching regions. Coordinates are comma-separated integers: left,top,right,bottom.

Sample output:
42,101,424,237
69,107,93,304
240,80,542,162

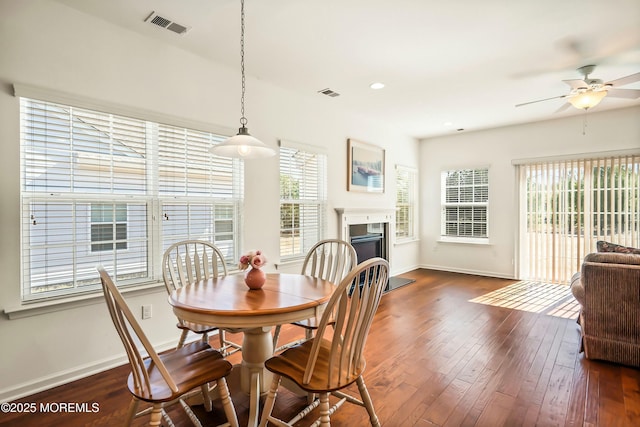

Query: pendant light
209,0,275,159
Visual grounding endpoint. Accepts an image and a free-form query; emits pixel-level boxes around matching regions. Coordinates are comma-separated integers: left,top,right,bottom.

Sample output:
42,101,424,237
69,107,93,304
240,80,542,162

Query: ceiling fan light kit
209,0,275,159
568,89,607,110
516,64,640,112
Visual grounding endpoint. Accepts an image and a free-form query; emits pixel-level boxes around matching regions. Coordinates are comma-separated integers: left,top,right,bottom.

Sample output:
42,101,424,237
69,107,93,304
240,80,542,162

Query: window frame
18,87,243,302
278,139,327,262
395,165,418,242
440,167,490,243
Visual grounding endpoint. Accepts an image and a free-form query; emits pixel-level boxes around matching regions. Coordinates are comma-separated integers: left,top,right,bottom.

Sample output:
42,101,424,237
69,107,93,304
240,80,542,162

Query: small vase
245,267,266,290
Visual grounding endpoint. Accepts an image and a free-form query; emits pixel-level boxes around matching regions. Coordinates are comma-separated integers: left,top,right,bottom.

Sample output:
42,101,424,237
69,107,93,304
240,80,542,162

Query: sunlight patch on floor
469,280,580,319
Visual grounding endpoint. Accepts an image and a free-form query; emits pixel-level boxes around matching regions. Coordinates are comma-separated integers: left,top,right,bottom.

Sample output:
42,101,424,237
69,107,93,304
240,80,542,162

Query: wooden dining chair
259,257,388,427
162,240,242,356
272,239,357,352
97,266,239,427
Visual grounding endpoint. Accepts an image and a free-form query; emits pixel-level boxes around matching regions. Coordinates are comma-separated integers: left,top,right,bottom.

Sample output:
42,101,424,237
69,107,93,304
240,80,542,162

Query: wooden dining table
168,272,337,427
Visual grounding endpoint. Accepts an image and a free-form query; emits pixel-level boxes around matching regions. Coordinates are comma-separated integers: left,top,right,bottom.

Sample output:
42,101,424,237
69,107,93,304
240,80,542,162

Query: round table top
168,272,337,328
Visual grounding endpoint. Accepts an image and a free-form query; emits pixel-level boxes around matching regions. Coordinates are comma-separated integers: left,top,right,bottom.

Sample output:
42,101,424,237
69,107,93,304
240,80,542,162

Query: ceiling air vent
144,11,190,35
318,88,340,97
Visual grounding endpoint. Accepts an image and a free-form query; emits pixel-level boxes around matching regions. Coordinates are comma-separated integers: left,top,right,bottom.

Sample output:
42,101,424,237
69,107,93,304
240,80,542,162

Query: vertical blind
519,154,639,284
20,97,242,300
279,141,327,260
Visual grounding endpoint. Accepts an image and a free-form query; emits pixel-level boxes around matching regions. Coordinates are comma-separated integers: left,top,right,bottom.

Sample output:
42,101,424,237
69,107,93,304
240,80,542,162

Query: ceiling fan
516,65,640,112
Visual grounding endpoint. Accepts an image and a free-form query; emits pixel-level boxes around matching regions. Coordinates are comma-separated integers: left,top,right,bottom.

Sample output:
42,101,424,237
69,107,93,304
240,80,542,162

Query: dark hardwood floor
2,269,639,426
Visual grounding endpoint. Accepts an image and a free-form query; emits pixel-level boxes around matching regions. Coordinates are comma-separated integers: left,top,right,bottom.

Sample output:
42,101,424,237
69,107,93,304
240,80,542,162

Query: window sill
273,258,305,271
3,282,165,320
437,237,491,245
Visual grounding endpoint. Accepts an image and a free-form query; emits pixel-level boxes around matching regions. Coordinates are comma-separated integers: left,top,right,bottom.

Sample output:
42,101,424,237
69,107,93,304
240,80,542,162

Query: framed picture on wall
347,139,385,193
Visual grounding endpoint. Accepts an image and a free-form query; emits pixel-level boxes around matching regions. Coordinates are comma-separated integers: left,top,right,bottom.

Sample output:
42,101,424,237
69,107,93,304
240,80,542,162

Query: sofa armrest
570,271,584,307
581,260,640,343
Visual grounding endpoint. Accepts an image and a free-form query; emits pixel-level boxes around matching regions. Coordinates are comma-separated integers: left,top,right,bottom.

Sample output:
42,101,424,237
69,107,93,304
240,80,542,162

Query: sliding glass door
517,153,639,284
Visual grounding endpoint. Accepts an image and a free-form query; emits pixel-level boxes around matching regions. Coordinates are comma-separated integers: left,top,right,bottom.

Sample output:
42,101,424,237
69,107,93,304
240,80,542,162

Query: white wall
0,0,419,401
419,106,640,278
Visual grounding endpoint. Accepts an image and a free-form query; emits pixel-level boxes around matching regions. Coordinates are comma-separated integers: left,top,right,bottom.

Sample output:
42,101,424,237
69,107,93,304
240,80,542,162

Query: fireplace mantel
335,208,395,227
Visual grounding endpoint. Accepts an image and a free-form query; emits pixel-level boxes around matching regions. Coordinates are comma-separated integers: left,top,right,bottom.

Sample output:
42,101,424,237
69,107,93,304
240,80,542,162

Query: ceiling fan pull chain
582,111,587,136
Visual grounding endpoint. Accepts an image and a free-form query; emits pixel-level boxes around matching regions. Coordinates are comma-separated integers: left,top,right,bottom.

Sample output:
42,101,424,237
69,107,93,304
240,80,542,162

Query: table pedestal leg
241,326,273,427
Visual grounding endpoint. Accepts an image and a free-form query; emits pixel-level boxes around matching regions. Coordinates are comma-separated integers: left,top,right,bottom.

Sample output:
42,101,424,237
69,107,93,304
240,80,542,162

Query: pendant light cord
239,0,247,127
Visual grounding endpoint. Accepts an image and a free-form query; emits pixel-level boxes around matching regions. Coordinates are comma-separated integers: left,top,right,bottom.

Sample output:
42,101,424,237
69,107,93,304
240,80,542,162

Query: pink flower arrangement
238,250,267,270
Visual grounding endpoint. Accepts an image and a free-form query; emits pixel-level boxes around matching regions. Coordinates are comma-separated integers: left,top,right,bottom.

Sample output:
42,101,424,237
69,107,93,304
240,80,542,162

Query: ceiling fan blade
563,79,588,90
606,72,640,87
515,94,568,107
553,102,572,114
606,88,640,99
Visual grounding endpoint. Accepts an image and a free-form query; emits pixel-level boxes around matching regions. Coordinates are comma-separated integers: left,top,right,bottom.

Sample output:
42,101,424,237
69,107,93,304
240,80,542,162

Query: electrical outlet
142,304,152,319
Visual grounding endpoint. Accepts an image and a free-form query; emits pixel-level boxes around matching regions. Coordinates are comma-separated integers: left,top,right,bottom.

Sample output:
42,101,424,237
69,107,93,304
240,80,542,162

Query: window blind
157,123,243,262
20,97,241,301
519,154,639,284
395,165,417,240
279,141,327,259
441,168,489,238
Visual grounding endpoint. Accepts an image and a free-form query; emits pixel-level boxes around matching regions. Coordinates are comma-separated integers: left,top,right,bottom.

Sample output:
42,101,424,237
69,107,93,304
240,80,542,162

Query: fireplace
336,208,395,292
336,209,415,293
335,208,395,266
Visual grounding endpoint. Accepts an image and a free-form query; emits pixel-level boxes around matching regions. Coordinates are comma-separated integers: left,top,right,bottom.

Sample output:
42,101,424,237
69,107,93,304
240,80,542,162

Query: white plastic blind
22,100,147,194
441,168,489,238
279,142,327,259
157,123,243,261
520,154,639,284
158,124,239,197
20,97,240,300
396,165,417,240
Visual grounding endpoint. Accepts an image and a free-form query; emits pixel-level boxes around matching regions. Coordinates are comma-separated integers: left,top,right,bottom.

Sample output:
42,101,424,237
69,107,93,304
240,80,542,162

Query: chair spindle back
303,257,388,387
301,239,357,284
98,266,178,397
162,240,228,292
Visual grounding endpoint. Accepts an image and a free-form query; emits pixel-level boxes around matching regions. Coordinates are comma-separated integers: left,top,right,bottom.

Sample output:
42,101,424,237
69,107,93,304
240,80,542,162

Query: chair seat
264,339,365,393
127,341,232,403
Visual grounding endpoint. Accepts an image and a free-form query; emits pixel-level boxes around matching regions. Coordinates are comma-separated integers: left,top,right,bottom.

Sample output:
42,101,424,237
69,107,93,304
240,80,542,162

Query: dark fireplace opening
349,223,387,263
349,222,389,292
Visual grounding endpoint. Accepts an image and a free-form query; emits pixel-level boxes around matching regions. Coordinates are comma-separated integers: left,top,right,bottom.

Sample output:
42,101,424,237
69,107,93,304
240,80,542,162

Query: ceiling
53,0,640,139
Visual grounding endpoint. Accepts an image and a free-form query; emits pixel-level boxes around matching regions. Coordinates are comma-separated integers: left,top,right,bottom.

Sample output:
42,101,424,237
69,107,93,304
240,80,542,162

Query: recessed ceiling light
443,121,453,126
370,82,385,90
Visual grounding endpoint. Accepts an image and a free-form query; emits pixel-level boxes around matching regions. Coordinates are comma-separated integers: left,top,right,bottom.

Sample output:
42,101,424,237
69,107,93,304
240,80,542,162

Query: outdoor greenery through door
518,153,639,284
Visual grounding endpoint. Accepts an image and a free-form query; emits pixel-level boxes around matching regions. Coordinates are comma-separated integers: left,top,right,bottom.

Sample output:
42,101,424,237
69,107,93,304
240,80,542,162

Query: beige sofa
570,252,640,367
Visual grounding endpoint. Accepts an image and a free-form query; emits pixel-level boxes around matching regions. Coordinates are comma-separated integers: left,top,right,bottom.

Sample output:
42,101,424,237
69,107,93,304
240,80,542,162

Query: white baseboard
389,265,420,277
418,264,515,280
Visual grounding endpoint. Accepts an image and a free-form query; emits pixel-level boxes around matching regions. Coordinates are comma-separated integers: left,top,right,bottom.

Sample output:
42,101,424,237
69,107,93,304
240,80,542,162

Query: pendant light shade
209,0,275,159
212,126,275,159
568,89,607,110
